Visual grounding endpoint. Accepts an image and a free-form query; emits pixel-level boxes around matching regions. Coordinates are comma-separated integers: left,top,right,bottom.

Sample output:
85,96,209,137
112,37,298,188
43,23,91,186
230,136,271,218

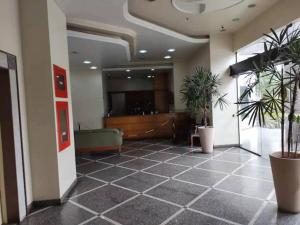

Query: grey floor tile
254,203,300,225
190,189,263,225
20,202,94,225
113,172,167,192
104,195,180,225
146,180,207,206
142,144,170,151
214,147,232,152
89,166,136,182
247,156,271,167
234,164,273,180
185,151,212,158
123,149,153,157
216,175,274,199
197,160,241,173
175,168,227,187
81,152,116,161
142,152,179,162
76,157,92,166
166,210,232,225
77,162,111,175
144,163,188,177
163,147,192,154
72,185,136,213
166,155,207,167
100,155,135,165
214,152,253,163
67,177,105,198
127,142,151,148
84,217,114,225
119,158,159,170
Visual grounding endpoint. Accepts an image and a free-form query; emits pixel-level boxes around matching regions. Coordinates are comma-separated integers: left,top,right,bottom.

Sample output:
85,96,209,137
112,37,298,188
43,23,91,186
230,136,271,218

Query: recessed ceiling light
126,69,131,72
127,76,132,79
164,55,172,59
232,18,240,22
152,76,155,78
83,60,92,64
168,48,176,52
220,25,226,32
151,68,155,71
139,49,147,54
147,75,152,78
248,4,256,8
90,66,98,70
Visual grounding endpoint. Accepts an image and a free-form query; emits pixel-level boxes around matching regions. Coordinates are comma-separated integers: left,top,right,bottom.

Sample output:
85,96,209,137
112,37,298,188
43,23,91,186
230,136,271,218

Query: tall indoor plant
181,66,228,153
236,24,300,213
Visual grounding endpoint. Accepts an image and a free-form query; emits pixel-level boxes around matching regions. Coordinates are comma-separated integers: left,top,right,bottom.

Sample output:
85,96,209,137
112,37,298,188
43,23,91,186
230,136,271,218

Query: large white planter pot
198,127,214,153
270,152,300,213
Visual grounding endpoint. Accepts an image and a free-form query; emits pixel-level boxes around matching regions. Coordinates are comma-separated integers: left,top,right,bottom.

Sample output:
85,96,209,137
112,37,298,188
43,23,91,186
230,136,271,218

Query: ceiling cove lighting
164,55,172,59
168,48,176,52
139,49,148,54
83,60,92,64
90,66,98,70
126,69,131,72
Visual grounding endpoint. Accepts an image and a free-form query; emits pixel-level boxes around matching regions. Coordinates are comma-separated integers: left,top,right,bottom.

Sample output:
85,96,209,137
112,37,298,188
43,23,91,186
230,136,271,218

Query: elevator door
0,67,26,223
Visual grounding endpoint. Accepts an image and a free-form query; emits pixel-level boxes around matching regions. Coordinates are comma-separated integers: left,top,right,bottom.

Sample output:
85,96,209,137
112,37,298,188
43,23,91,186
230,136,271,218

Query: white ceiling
56,0,279,70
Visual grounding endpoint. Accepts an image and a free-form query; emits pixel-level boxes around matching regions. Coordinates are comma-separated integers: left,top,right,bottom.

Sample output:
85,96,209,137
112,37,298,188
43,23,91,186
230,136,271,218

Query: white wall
71,69,105,130
47,0,77,197
0,0,32,216
210,34,239,146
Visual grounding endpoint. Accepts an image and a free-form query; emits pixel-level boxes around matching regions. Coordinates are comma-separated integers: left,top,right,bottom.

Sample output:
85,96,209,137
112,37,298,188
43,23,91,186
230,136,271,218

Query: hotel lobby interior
1,0,300,224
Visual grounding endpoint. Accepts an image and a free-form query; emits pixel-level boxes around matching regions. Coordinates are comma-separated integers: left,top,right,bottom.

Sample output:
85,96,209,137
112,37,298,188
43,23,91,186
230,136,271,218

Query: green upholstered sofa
74,128,123,154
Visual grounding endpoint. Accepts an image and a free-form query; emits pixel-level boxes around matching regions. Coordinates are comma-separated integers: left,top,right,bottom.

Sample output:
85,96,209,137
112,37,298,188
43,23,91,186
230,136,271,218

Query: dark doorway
0,58,26,223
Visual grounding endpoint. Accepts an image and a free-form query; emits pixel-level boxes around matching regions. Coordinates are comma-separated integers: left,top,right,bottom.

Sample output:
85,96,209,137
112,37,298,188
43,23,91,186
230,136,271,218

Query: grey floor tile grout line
143,193,183,208
26,206,53,218
159,208,185,225
110,183,140,194
230,173,273,183
82,165,115,176
188,208,242,225
69,200,99,215
78,215,98,225
69,183,108,200
186,188,211,208
102,215,123,225
248,201,268,225
100,194,140,216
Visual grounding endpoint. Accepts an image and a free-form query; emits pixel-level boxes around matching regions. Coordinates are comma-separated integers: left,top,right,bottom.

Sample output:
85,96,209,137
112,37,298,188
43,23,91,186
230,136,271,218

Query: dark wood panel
104,112,189,140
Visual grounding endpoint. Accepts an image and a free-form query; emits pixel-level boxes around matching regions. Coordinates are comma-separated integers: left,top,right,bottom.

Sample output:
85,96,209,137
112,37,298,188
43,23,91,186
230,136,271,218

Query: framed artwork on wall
56,101,70,152
53,65,68,98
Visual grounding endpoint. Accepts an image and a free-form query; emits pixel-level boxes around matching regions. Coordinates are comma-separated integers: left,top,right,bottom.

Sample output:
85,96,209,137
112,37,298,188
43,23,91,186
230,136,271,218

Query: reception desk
104,112,189,140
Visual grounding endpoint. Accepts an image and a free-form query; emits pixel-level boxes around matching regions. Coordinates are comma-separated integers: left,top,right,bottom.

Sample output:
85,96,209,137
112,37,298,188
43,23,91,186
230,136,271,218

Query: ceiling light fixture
168,48,176,52
151,68,155,71
220,25,226,32
164,55,172,59
248,3,256,8
83,60,92,64
90,66,98,70
139,49,147,54
147,75,152,78
127,76,132,79
126,69,131,72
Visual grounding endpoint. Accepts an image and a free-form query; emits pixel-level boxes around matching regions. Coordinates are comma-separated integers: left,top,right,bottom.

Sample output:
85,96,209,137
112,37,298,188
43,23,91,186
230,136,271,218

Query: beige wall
47,0,76,197
71,69,105,130
233,0,300,51
20,0,76,201
0,0,33,216
187,44,211,73
173,59,188,111
210,33,239,146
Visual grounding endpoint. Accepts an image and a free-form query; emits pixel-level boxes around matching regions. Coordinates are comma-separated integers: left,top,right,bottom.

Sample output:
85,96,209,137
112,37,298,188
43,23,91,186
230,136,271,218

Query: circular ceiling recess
171,0,245,14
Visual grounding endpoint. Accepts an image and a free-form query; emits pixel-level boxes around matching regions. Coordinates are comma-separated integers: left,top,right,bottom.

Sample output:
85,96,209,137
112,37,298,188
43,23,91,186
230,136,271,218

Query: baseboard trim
29,178,78,213
214,144,239,148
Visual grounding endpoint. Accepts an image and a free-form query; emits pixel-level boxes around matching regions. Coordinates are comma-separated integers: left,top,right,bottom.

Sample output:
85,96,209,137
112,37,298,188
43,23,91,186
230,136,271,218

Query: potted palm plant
181,66,228,153
237,24,300,213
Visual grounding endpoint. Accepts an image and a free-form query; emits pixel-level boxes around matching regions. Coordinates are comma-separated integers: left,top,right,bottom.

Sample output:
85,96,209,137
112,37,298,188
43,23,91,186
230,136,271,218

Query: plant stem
280,72,285,158
287,73,298,157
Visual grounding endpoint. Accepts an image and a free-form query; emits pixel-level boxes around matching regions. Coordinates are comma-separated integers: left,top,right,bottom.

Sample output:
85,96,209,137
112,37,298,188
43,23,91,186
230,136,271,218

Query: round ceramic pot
270,152,300,213
198,126,214,153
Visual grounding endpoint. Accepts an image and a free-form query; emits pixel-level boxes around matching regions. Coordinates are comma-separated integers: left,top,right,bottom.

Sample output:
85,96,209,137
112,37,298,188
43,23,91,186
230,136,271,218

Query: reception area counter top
104,112,189,140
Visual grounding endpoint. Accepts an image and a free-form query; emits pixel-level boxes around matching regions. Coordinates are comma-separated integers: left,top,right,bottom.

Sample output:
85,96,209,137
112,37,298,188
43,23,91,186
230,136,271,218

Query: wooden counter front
104,112,189,140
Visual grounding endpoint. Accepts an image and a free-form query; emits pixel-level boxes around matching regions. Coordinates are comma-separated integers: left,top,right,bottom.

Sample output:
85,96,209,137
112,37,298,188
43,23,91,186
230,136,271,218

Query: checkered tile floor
21,139,300,225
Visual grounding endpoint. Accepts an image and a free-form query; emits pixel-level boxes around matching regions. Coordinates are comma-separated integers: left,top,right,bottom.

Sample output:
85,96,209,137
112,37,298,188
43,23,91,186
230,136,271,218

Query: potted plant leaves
181,66,228,153
237,24,300,213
